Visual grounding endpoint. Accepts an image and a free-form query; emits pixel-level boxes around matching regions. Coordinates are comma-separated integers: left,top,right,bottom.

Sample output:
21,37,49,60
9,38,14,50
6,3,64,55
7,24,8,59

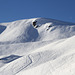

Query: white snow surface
0,18,75,75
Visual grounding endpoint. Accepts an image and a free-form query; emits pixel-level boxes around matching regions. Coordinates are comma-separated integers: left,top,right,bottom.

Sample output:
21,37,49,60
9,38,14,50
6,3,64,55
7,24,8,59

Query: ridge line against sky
0,0,75,23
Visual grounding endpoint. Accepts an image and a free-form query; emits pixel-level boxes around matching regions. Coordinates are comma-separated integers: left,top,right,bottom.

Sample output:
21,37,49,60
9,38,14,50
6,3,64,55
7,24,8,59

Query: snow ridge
0,18,75,43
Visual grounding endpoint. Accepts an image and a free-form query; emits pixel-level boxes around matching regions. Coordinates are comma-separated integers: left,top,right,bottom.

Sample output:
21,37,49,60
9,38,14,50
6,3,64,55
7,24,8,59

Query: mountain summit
0,18,75,43
0,18,75,75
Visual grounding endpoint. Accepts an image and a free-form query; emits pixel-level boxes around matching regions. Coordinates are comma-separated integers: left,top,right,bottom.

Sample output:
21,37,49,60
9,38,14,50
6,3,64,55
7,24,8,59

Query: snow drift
0,18,75,75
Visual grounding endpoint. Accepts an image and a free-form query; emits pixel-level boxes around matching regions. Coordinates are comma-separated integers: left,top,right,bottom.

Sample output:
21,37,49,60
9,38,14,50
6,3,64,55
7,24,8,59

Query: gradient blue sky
0,0,75,23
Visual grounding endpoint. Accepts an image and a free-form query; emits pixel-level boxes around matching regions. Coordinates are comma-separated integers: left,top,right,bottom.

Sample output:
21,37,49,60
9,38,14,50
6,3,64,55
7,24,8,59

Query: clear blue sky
0,0,75,23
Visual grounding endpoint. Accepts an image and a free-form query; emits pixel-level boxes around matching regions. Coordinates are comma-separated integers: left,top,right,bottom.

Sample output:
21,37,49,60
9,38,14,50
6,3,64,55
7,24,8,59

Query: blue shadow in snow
0,25,6,34
0,55,21,63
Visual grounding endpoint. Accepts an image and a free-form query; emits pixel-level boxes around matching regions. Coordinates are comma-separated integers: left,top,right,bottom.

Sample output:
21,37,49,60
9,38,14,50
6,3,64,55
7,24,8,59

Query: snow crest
0,18,75,43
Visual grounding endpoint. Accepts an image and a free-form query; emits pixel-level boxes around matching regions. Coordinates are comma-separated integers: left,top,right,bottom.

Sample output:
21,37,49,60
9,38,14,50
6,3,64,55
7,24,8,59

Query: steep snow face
0,18,75,43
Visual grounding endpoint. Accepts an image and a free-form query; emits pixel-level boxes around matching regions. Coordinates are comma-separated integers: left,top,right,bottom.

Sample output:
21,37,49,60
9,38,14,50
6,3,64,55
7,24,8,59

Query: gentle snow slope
0,18,75,75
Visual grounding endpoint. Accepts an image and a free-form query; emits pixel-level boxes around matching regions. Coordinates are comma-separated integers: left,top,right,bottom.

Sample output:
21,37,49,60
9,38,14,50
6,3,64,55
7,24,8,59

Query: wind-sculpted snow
0,35,74,75
0,18,75,75
0,18,75,43
0,55,21,68
0,55,32,75
16,35,75,75
0,19,39,43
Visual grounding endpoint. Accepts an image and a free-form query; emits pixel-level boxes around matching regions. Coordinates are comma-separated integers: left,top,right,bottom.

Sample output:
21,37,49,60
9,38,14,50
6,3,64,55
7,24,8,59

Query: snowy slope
0,18,75,75
0,18,75,43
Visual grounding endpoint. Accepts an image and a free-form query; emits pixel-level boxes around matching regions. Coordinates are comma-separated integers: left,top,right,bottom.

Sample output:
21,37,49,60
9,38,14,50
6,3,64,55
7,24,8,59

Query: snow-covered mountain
0,18,75,75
